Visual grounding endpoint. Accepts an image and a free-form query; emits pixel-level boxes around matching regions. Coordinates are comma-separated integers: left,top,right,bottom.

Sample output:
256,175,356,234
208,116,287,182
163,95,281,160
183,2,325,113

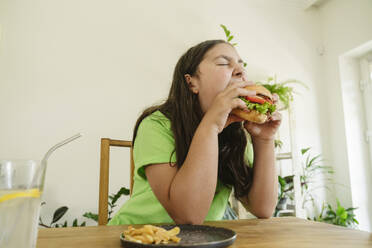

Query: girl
108,40,281,225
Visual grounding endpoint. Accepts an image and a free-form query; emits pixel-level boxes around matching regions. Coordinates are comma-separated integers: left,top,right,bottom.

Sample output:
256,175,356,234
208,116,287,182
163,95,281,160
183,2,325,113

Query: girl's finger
231,98,248,110
244,121,262,133
227,80,255,90
228,114,245,123
226,87,256,99
223,114,245,129
270,111,282,121
272,93,279,103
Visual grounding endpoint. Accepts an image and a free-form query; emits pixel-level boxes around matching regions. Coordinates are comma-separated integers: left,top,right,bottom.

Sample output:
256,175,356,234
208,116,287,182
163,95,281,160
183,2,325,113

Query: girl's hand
243,93,281,140
203,81,256,133
243,111,282,141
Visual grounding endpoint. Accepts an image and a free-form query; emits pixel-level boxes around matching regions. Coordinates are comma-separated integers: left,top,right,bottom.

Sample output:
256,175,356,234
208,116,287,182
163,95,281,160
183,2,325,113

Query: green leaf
340,211,348,220
308,165,333,172
326,209,336,216
274,139,283,148
51,206,68,224
281,79,309,89
301,147,311,155
261,81,298,109
231,43,238,46
228,35,234,42
323,217,334,221
80,221,86,227
278,176,286,187
239,97,276,114
62,220,68,227
336,205,347,219
83,212,99,222
284,175,294,183
220,24,230,38
243,62,247,67
111,187,130,205
337,199,341,208
346,207,358,212
307,155,322,168
72,219,78,227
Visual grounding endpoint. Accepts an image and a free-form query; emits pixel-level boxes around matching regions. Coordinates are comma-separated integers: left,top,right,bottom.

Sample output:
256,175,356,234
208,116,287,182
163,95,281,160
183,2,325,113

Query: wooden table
37,217,372,248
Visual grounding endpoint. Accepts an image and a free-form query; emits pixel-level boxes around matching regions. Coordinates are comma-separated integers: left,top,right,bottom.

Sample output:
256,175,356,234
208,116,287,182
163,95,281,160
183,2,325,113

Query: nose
232,62,245,79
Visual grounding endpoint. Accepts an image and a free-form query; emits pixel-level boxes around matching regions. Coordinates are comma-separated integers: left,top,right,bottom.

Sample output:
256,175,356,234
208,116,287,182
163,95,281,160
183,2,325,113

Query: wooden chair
98,138,134,225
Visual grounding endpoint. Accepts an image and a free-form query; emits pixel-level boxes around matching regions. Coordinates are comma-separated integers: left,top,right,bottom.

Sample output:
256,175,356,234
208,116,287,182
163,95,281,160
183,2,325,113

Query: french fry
170,236,181,243
143,225,155,235
125,235,142,243
123,225,181,244
153,235,162,244
167,226,180,236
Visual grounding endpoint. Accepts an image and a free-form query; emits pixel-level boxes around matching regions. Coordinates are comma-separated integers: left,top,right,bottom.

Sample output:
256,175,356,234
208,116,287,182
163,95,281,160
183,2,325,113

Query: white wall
0,0,342,226
317,0,372,231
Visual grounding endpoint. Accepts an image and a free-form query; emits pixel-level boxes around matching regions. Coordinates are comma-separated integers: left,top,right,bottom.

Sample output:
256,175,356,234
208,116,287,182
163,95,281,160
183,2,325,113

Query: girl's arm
239,137,278,218
145,120,218,224
145,81,253,224
239,112,282,218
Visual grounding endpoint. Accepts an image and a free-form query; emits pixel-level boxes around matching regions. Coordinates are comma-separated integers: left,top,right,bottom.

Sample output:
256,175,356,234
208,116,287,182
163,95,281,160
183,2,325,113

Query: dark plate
120,224,236,248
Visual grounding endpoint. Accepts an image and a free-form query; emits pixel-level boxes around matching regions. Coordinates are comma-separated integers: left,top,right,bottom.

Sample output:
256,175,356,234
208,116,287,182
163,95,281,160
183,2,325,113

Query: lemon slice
0,189,41,203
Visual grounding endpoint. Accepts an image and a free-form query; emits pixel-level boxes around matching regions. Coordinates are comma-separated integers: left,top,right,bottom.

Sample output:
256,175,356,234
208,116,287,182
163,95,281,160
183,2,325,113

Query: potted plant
39,187,130,228
311,200,359,228
275,147,335,217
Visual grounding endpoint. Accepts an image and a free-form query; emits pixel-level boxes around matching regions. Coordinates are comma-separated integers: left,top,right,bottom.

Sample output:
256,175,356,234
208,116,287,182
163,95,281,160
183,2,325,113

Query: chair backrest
98,138,134,225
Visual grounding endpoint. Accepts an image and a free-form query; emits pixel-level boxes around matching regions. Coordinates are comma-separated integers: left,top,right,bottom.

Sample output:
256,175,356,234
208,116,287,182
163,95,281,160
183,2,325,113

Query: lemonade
0,136,81,248
0,189,41,248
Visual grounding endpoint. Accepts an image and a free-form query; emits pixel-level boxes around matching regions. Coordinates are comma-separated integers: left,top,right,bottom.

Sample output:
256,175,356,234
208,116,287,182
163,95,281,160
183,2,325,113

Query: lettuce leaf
239,97,276,114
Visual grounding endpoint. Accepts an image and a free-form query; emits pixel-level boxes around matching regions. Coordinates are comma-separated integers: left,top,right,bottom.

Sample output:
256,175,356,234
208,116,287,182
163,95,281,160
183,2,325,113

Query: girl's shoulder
147,110,169,121
141,110,171,129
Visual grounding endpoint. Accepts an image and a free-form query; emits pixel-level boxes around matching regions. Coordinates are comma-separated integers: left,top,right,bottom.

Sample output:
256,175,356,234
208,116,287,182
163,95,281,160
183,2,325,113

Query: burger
231,84,276,124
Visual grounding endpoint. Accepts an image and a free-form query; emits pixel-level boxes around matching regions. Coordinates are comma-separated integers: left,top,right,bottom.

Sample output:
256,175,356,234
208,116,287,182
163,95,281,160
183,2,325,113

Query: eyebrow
213,55,244,64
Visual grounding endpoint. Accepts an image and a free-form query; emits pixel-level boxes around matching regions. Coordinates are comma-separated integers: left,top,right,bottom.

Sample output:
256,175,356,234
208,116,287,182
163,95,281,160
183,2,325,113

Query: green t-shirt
108,110,253,225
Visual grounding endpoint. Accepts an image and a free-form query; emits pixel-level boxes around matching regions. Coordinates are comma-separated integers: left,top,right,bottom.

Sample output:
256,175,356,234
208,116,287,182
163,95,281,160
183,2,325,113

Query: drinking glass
0,160,45,248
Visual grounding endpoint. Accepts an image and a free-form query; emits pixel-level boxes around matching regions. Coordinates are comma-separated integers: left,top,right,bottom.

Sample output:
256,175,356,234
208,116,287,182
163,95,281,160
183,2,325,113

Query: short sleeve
133,111,177,179
245,135,254,167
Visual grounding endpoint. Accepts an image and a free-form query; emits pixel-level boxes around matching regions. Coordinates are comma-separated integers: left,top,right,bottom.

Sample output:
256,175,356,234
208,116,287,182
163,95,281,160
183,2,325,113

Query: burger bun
231,109,268,124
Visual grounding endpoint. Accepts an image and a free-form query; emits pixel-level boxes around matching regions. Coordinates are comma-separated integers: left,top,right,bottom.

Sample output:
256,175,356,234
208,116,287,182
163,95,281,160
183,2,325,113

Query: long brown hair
132,40,253,198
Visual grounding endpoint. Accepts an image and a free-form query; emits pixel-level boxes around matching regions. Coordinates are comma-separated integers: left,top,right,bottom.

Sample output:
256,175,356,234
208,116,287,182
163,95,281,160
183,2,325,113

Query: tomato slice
245,96,266,105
